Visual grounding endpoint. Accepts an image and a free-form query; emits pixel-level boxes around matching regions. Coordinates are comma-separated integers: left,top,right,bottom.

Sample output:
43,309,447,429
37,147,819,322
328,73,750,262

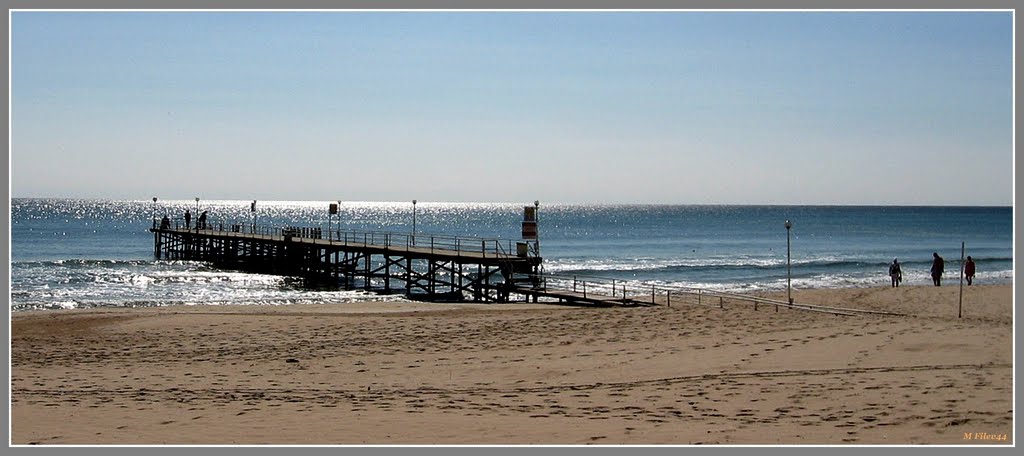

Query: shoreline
11,284,1013,445
11,276,1014,315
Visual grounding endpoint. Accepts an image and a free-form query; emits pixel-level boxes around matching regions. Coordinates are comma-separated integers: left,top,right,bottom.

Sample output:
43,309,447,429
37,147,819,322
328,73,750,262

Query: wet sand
10,284,1013,445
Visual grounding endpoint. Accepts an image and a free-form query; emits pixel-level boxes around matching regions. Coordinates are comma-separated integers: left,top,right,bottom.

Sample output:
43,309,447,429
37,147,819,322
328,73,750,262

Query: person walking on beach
185,209,191,229
888,258,902,288
930,252,945,286
965,256,976,286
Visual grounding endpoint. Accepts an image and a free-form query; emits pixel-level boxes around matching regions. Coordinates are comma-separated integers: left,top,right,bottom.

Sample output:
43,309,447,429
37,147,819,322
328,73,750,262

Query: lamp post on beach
785,220,793,310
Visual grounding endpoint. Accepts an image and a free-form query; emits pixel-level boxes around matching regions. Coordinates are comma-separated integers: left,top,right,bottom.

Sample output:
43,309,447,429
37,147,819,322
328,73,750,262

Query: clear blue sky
10,11,1014,205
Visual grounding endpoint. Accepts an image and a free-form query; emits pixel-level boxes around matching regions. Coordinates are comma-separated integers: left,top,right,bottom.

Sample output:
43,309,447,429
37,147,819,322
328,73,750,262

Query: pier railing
526,272,902,316
155,219,537,260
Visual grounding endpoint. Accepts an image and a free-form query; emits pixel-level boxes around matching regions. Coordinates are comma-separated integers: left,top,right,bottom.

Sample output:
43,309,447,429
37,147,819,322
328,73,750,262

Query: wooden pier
152,221,543,303
150,221,894,314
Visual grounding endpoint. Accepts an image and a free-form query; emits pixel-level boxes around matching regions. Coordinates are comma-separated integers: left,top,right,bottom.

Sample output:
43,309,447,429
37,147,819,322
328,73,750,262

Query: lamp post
195,197,200,232
534,200,540,255
328,200,340,241
251,200,257,234
152,197,158,228
412,199,417,244
785,220,793,309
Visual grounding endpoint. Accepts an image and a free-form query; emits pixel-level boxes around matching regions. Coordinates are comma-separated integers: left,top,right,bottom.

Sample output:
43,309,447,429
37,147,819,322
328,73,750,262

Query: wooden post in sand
958,241,965,319
785,220,793,311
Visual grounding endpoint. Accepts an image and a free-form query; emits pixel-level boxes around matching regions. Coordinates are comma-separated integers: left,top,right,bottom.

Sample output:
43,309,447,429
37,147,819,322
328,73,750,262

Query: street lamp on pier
335,200,341,240
328,200,340,241
251,200,257,234
152,197,158,228
534,200,540,255
412,199,417,244
195,197,200,232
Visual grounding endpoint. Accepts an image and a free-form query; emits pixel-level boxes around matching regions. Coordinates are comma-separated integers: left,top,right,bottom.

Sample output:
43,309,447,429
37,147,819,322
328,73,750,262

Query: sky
9,11,1015,205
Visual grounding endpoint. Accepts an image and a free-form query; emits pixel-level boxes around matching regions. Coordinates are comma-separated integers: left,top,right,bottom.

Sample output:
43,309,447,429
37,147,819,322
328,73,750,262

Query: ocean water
9,199,1013,311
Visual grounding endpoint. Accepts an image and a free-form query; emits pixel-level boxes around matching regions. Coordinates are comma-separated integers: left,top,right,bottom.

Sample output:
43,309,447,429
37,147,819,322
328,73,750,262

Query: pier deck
156,227,529,264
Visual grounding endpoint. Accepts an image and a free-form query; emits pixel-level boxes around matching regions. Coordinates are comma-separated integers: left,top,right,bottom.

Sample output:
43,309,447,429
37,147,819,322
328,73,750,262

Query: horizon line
8,196,1014,208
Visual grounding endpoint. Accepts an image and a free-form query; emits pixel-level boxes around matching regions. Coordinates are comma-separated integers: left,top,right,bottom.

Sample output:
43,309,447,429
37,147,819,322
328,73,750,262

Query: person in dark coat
930,252,945,286
198,211,208,230
964,256,976,286
185,209,191,229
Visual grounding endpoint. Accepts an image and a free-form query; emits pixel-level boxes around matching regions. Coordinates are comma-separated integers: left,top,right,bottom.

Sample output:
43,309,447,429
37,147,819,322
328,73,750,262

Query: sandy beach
10,284,1013,446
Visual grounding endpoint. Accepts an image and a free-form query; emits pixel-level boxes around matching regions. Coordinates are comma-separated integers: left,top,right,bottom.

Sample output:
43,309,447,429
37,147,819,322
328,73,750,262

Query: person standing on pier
198,211,207,230
185,209,192,229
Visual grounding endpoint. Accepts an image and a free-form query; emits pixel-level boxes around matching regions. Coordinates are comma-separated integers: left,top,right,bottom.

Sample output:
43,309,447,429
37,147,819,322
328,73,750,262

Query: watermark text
963,432,1008,442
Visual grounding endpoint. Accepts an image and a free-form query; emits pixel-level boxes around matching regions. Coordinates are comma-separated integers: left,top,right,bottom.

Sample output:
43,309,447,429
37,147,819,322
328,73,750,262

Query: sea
8,199,1014,312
